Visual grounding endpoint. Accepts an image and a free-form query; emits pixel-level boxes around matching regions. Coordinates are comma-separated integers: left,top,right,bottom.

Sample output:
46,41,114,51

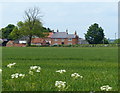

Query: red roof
7,40,14,44
31,32,53,43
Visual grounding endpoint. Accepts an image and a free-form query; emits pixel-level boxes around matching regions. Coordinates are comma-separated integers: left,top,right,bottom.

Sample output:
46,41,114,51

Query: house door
61,42,64,45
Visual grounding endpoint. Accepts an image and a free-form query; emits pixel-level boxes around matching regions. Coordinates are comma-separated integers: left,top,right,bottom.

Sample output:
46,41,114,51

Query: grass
2,47,118,91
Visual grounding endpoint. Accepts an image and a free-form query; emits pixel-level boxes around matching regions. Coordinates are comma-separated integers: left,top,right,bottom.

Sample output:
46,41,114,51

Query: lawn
2,47,118,91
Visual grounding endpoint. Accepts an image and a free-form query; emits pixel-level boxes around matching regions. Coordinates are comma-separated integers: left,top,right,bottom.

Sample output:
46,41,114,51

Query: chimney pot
66,29,68,34
75,31,77,35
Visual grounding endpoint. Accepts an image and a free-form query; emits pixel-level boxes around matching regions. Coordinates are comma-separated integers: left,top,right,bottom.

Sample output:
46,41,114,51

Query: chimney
52,30,54,33
57,29,59,32
66,29,68,34
74,31,77,35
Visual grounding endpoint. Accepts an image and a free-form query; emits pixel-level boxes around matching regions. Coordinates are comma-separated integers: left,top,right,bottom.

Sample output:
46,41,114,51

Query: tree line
0,7,116,46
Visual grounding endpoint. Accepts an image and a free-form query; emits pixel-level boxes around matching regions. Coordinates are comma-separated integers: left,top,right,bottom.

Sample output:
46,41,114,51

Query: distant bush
29,45,49,47
78,44,118,47
29,44,118,47
50,44,118,47
29,45,42,47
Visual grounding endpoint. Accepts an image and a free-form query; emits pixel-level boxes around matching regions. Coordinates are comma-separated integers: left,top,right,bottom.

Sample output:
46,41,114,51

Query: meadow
2,47,118,91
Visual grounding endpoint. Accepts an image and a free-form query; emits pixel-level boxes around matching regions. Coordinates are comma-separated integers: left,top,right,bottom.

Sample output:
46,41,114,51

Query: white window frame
68,43,72,45
68,38,72,41
61,39,64,41
54,39,58,41
19,41,27,44
53,43,58,45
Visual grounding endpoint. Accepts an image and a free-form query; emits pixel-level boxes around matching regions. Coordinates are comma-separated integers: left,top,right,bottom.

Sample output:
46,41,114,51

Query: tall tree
0,24,15,39
10,7,48,46
85,23,105,44
9,25,22,40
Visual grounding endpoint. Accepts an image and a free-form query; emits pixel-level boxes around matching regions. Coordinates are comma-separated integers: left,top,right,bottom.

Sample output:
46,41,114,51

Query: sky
0,1,118,39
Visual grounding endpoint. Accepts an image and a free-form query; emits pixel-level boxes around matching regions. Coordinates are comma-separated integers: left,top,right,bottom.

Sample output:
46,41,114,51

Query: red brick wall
13,44,26,47
51,38,78,45
6,43,26,47
6,44,14,47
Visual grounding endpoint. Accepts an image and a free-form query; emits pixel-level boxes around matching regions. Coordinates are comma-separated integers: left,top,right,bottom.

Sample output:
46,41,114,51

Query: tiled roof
51,32,76,38
67,34,76,38
1,39,8,41
7,40,14,44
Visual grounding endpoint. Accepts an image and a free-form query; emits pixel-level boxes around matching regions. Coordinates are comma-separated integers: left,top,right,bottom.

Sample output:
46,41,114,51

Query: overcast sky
0,1,118,39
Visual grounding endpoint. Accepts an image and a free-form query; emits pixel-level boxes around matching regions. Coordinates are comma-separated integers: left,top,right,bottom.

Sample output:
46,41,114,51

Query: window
19,41,27,44
54,39,58,41
68,43,72,45
61,39,64,41
53,43,58,45
68,38,72,41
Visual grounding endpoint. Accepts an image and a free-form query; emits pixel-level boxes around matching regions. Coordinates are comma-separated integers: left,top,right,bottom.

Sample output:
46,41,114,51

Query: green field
2,47,118,91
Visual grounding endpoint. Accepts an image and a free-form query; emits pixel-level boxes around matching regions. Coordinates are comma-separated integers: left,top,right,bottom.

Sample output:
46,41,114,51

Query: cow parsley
11,73,25,79
29,66,41,75
7,63,16,68
56,70,66,74
29,71,33,75
0,69,2,73
100,85,112,91
71,73,83,79
55,81,66,91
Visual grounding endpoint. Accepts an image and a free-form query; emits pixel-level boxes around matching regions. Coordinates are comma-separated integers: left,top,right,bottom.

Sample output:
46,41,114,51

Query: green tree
85,23,105,44
9,26,22,40
113,39,120,44
102,38,109,44
0,24,15,39
10,7,48,46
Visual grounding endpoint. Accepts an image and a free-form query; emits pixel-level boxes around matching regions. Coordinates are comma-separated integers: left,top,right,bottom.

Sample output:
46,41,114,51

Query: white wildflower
56,70,66,74
7,63,16,68
30,66,38,70
0,69,2,73
29,71,33,75
37,67,41,70
15,74,18,78
19,74,25,78
11,73,18,78
30,66,41,70
7,64,12,68
100,85,112,91
71,73,83,79
11,73,25,79
36,69,40,72
12,63,16,65
55,81,66,89
29,66,41,75
11,74,16,78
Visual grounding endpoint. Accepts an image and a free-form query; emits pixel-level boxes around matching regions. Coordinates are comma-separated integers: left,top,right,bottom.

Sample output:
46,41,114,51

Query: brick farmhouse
6,30,86,47
50,31,79,45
